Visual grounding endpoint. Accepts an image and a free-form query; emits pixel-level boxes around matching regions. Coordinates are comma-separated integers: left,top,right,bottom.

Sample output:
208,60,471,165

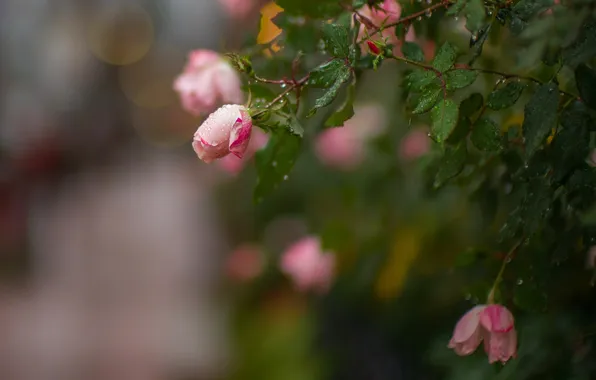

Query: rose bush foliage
183,0,596,378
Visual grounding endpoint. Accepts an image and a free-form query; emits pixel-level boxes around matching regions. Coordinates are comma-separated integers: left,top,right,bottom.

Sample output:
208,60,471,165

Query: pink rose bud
173,50,243,116
449,304,517,364
399,128,430,161
192,104,252,163
217,128,269,174
367,40,382,55
280,236,335,294
225,244,263,282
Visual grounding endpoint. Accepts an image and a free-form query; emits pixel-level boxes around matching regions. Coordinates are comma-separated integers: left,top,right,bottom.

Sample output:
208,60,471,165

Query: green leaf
309,59,346,88
512,0,553,21
522,82,559,158
445,69,478,90
460,93,484,117
275,0,342,18
413,85,442,114
405,70,439,91
463,0,486,32
434,142,467,187
322,23,351,58
430,98,459,142
254,129,302,202
487,81,525,110
273,14,319,53
575,64,596,110
325,79,356,127
432,42,457,72
550,104,590,182
471,117,502,151
562,18,596,67
309,64,352,116
447,116,471,144
256,111,304,137
401,42,425,62
446,0,466,16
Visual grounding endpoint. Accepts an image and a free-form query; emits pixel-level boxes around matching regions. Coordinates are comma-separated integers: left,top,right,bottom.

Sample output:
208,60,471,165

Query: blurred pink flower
174,50,243,116
280,236,335,294
399,128,430,161
218,0,258,19
356,0,416,56
315,104,386,171
225,244,263,282
449,304,517,364
586,149,596,167
217,128,269,174
192,104,252,163
587,246,596,268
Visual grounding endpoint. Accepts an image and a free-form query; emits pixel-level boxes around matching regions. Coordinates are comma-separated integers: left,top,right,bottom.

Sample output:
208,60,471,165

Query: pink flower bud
225,244,263,282
399,127,430,161
449,304,517,364
174,50,243,116
367,40,382,55
217,128,269,174
280,236,335,294
192,104,252,163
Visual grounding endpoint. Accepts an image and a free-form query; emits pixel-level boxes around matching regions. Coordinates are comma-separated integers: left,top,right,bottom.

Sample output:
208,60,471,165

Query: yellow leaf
375,228,422,299
257,2,283,55
502,113,524,132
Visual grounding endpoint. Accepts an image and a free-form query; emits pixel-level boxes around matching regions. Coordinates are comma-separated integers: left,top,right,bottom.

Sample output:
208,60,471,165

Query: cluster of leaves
224,0,596,377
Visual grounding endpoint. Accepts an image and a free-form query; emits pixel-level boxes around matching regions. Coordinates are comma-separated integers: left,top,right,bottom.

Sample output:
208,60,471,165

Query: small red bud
367,40,381,55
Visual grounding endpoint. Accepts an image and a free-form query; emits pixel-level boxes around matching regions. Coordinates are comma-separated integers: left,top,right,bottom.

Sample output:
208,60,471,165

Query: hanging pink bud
448,304,517,364
174,50,243,116
225,244,263,282
217,128,269,174
192,104,252,163
280,236,335,294
367,40,382,55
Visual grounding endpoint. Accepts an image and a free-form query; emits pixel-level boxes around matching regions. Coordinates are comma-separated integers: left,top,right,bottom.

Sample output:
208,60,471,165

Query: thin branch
357,0,452,44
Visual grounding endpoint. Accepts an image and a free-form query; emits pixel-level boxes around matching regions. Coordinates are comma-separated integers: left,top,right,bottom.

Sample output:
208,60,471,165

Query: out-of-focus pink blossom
280,236,335,294
192,104,252,163
449,304,517,364
587,246,596,268
217,128,269,174
225,244,263,282
314,104,386,171
356,0,416,56
399,127,430,161
586,149,596,167
174,50,243,116
218,0,258,20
